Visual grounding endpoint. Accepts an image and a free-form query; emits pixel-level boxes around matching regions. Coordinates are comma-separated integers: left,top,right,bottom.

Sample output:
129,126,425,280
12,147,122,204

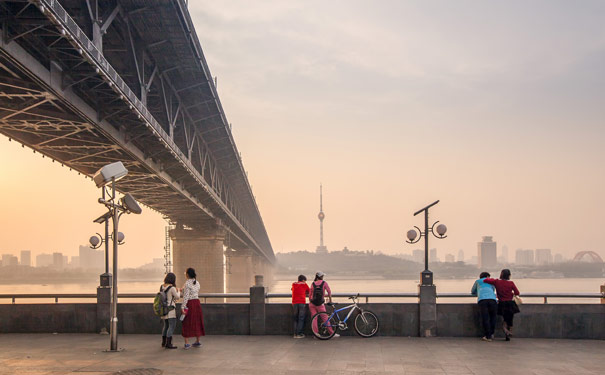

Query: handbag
513,295,523,305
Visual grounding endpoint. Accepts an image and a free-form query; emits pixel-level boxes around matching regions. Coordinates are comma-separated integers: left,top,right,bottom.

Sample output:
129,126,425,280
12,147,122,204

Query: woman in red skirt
180,267,205,349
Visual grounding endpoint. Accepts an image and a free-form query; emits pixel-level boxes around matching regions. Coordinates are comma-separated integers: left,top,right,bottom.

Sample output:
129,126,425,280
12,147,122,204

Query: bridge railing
1,292,603,304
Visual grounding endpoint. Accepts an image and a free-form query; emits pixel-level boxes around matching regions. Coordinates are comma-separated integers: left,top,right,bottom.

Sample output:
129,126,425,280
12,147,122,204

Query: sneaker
294,334,303,339
293,334,298,338
192,342,202,348
333,333,340,338
481,336,489,342
298,333,305,338
184,344,191,350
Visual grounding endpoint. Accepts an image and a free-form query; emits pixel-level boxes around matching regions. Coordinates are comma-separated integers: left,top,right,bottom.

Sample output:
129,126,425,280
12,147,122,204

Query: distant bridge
572,251,604,263
0,0,273,291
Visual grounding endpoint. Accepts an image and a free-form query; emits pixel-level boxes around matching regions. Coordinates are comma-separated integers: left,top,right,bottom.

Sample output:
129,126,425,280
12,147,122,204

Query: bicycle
310,294,379,340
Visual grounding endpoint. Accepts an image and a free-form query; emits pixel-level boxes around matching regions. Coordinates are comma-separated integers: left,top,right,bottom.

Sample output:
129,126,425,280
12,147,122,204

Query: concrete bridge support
252,254,274,290
170,227,225,293
225,248,255,293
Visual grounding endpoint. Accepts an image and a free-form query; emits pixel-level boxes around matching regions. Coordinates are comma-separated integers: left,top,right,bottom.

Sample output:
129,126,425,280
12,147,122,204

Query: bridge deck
0,334,602,374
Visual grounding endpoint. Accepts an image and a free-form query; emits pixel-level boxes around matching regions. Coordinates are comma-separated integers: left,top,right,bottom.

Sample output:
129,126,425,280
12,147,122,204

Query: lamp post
406,200,447,286
92,161,142,351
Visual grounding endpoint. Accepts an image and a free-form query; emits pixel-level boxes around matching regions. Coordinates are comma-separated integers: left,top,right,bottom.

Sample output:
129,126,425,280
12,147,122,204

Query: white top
182,278,200,307
160,284,180,319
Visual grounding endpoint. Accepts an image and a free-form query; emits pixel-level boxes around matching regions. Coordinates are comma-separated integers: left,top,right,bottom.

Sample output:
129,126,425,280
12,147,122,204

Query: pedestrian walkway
0,334,602,374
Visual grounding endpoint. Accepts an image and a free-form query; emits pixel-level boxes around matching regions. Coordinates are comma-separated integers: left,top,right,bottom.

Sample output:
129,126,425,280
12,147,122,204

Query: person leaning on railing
471,272,497,342
484,269,520,341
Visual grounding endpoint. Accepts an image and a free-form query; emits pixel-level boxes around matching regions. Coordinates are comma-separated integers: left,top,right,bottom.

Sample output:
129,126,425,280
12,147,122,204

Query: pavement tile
0,335,602,375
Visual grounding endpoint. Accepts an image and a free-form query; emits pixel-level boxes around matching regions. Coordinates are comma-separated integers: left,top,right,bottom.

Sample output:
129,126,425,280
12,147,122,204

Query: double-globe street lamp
88,232,126,275
406,200,447,286
92,161,142,351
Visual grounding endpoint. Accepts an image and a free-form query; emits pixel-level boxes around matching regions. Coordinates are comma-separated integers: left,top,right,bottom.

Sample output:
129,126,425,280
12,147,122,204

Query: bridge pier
170,227,225,293
252,254,274,291
225,248,254,293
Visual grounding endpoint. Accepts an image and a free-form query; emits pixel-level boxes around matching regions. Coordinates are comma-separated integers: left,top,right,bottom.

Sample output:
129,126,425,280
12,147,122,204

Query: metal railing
0,292,603,304
437,292,605,304
0,293,250,304
266,292,419,304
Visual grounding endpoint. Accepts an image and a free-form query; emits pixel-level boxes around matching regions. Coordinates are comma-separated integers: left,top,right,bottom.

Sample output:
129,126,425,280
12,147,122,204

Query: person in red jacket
484,269,520,341
291,275,310,338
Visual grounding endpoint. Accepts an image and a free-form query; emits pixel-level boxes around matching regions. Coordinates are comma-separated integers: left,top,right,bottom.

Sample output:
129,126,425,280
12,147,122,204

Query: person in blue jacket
471,272,497,341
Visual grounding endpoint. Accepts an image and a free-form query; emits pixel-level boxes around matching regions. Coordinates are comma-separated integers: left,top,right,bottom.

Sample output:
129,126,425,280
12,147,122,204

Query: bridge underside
0,0,274,290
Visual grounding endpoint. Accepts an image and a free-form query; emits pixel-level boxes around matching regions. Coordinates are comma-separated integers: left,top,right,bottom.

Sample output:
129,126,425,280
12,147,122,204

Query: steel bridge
0,0,274,291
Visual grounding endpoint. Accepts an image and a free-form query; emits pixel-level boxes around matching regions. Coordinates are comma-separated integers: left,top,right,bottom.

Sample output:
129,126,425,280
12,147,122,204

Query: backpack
310,281,325,306
153,285,173,317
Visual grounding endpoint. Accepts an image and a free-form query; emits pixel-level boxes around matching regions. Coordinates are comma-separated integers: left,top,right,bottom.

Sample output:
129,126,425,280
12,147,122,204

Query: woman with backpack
180,267,205,349
160,272,180,349
309,271,339,338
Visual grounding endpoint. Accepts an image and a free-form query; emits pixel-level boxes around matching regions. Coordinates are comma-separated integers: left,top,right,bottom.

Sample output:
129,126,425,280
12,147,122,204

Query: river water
1,278,602,304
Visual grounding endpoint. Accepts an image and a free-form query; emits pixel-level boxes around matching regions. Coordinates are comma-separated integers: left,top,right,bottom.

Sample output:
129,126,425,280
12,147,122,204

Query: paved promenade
0,334,602,375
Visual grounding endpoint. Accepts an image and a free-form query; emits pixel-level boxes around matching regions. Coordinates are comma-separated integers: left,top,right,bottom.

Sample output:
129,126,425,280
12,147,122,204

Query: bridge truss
0,0,274,262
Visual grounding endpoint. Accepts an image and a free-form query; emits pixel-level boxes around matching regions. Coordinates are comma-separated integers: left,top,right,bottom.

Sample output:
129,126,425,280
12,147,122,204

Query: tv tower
316,184,328,253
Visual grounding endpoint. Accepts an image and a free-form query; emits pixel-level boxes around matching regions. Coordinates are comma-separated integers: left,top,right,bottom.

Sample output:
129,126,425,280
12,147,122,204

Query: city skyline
1,1,605,267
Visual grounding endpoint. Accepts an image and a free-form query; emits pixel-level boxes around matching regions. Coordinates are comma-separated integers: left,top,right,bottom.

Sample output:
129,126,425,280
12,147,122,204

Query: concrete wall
1,302,603,339
437,303,605,340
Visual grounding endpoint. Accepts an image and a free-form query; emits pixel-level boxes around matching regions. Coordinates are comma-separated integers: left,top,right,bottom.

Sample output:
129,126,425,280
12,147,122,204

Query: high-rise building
478,236,497,269
535,249,552,265
78,245,104,270
429,248,438,263
457,249,464,262
20,250,31,267
412,249,424,264
445,254,455,263
554,253,563,263
36,253,53,267
2,254,18,267
52,252,65,269
498,245,509,264
315,184,328,254
515,249,534,265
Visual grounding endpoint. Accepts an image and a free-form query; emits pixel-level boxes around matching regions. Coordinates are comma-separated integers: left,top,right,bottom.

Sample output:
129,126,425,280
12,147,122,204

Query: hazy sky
1,1,604,266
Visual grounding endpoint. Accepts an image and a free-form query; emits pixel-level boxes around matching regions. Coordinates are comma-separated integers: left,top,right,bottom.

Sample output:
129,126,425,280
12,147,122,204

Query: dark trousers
162,318,176,337
292,303,306,335
478,299,497,338
502,310,515,327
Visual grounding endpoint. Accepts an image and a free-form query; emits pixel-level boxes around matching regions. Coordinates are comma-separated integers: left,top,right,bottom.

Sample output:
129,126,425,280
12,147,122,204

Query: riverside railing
0,292,603,304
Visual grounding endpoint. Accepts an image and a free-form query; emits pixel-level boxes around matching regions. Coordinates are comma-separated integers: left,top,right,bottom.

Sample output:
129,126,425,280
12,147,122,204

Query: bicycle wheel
311,312,338,340
354,310,379,337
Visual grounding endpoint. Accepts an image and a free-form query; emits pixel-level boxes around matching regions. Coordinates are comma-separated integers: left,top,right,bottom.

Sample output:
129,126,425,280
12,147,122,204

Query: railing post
544,296,548,304
249,275,265,335
12,297,15,304
418,284,437,337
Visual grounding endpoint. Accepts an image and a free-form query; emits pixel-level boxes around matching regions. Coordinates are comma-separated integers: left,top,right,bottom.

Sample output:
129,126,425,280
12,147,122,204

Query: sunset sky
1,1,604,267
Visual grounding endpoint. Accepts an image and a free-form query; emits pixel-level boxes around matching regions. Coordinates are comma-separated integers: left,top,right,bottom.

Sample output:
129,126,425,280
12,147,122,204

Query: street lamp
92,161,141,352
89,231,125,250
406,200,447,286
